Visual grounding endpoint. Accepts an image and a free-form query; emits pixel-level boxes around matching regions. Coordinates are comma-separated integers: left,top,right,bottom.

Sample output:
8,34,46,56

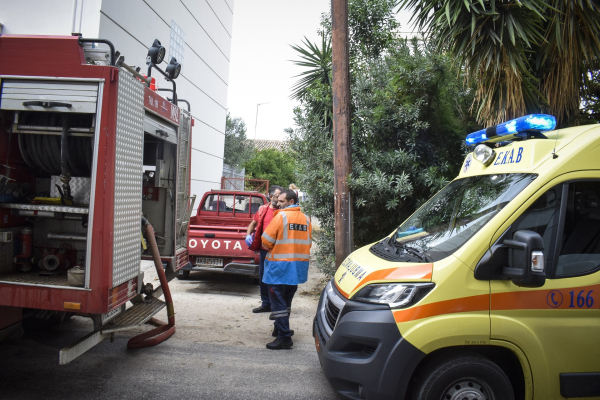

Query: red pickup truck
178,190,267,279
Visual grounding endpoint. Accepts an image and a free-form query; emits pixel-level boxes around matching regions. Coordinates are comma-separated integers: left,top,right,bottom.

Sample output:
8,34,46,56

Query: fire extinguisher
14,227,33,272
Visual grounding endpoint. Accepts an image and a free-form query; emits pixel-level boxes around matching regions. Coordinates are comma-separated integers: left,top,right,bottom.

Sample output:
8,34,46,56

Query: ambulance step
101,296,166,334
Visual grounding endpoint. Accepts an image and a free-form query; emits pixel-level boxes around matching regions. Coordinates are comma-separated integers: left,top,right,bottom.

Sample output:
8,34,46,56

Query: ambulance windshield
393,173,537,261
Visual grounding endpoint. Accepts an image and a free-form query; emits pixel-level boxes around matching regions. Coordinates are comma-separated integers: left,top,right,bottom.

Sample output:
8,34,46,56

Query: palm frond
396,0,599,125
289,34,332,101
539,0,600,124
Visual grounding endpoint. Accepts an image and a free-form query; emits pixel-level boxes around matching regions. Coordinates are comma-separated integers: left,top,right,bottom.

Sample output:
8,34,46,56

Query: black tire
177,270,190,280
411,354,514,400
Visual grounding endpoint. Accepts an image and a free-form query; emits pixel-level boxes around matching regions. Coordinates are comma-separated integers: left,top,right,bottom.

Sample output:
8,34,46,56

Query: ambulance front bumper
313,280,425,400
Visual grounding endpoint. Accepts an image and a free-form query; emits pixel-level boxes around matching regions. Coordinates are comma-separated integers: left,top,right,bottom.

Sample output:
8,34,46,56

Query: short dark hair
269,185,283,197
281,188,298,204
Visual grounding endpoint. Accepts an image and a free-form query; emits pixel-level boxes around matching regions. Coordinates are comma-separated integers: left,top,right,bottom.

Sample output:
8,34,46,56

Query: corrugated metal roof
253,140,290,152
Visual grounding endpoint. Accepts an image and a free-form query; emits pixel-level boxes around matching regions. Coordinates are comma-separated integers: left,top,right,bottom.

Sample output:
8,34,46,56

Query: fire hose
127,218,176,349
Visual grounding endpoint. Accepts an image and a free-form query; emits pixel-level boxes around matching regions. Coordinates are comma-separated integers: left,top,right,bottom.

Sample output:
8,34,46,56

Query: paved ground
0,262,343,400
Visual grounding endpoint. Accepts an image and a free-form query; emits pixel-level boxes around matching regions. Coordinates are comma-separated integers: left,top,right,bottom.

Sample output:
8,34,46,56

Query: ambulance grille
324,298,340,331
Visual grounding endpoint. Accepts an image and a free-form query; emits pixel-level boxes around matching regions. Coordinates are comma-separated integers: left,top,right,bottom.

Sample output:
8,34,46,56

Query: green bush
244,148,296,189
289,0,479,276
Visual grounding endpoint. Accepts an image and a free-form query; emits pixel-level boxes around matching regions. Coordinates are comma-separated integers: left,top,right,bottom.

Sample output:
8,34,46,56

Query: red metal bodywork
0,35,184,316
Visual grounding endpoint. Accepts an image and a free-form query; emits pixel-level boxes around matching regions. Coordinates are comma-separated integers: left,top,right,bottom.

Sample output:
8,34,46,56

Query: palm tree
289,34,333,128
397,0,600,126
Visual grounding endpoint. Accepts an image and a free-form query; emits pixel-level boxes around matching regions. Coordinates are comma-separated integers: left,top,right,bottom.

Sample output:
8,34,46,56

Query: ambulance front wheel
410,354,514,400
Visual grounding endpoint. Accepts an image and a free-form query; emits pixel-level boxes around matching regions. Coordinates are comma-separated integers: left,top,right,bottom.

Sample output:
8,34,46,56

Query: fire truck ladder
178,194,196,239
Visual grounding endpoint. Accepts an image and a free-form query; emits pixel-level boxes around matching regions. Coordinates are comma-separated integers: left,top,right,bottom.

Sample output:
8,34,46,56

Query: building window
169,20,185,66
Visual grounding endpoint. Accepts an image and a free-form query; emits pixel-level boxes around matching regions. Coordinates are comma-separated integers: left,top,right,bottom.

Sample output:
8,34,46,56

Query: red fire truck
0,34,193,363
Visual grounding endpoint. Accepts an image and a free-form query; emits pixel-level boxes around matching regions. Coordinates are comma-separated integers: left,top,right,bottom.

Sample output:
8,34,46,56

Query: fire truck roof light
166,57,181,80
147,39,165,65
465,114,556,146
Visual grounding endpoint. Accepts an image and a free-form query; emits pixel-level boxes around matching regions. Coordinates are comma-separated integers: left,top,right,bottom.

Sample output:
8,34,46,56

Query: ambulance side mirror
502,230,546,288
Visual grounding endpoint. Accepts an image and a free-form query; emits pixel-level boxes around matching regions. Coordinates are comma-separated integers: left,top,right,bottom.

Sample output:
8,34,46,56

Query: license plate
196,257,223,267
101,306,123,324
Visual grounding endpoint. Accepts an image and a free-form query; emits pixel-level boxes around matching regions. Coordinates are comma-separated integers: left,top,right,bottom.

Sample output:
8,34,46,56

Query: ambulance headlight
353,282,435,309
473,144,495,166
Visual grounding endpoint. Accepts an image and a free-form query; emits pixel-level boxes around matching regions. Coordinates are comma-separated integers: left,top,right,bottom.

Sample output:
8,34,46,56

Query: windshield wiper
392,241,432,262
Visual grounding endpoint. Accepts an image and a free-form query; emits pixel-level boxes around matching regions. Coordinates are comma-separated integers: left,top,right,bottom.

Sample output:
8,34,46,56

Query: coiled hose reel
16,112,94,177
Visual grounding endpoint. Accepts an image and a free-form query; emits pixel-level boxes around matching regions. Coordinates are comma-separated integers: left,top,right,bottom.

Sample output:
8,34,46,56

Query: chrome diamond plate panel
112,69,144,287
176,111,191,249
50,176,91,205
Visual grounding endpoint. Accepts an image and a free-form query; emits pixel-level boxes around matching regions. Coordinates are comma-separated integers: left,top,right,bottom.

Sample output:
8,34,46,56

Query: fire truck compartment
0,71,191,296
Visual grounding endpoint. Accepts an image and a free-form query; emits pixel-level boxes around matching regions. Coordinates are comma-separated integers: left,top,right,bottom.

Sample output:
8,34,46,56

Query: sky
227,1,416,141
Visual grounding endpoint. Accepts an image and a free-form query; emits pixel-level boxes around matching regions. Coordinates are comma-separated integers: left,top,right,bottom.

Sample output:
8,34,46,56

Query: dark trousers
259,249,270,307
268,284,297,338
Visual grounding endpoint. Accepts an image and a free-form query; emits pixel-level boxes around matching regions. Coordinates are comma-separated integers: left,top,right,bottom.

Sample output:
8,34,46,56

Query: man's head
277,189,298,209
269,185,283,208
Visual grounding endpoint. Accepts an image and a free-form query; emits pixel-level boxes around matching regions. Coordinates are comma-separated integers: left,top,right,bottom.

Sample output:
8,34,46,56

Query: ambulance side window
509,185,562,269
556,181,600,278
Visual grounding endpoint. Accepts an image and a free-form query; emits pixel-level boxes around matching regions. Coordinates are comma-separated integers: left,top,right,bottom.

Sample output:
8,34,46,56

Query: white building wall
0,0,233,215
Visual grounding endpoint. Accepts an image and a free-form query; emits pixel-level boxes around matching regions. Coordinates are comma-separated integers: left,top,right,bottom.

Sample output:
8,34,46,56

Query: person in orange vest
261,188,312,350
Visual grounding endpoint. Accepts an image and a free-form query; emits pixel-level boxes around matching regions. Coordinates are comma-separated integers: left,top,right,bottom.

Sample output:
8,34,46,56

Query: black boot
252,304,271,313
266,337,293,350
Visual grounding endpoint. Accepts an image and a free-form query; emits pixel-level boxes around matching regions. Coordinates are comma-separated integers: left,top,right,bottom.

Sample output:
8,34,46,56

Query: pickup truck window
251,196,263,214
219,195,234,212
202,194,217,211
201,194,234,212
235,195,249,213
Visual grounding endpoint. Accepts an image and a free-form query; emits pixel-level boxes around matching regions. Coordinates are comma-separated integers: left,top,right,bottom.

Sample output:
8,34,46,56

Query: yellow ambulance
314,115,600,400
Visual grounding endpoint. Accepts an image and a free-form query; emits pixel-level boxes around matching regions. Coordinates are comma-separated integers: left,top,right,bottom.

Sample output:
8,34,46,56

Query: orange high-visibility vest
261,205,312,285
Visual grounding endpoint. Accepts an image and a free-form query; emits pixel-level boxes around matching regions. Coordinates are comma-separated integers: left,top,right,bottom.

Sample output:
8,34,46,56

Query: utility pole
331,0,353,267
254,102,269,140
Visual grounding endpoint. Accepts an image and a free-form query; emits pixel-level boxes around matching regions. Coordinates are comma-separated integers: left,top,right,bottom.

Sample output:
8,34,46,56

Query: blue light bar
465,114,556,146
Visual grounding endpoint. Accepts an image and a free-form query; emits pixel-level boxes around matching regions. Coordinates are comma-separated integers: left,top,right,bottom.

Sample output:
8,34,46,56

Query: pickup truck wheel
410,354,514,400
177,270,190,280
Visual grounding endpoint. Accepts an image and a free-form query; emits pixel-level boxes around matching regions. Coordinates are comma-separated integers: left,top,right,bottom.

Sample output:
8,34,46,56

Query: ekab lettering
289,223,307,231
494,147,524,166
